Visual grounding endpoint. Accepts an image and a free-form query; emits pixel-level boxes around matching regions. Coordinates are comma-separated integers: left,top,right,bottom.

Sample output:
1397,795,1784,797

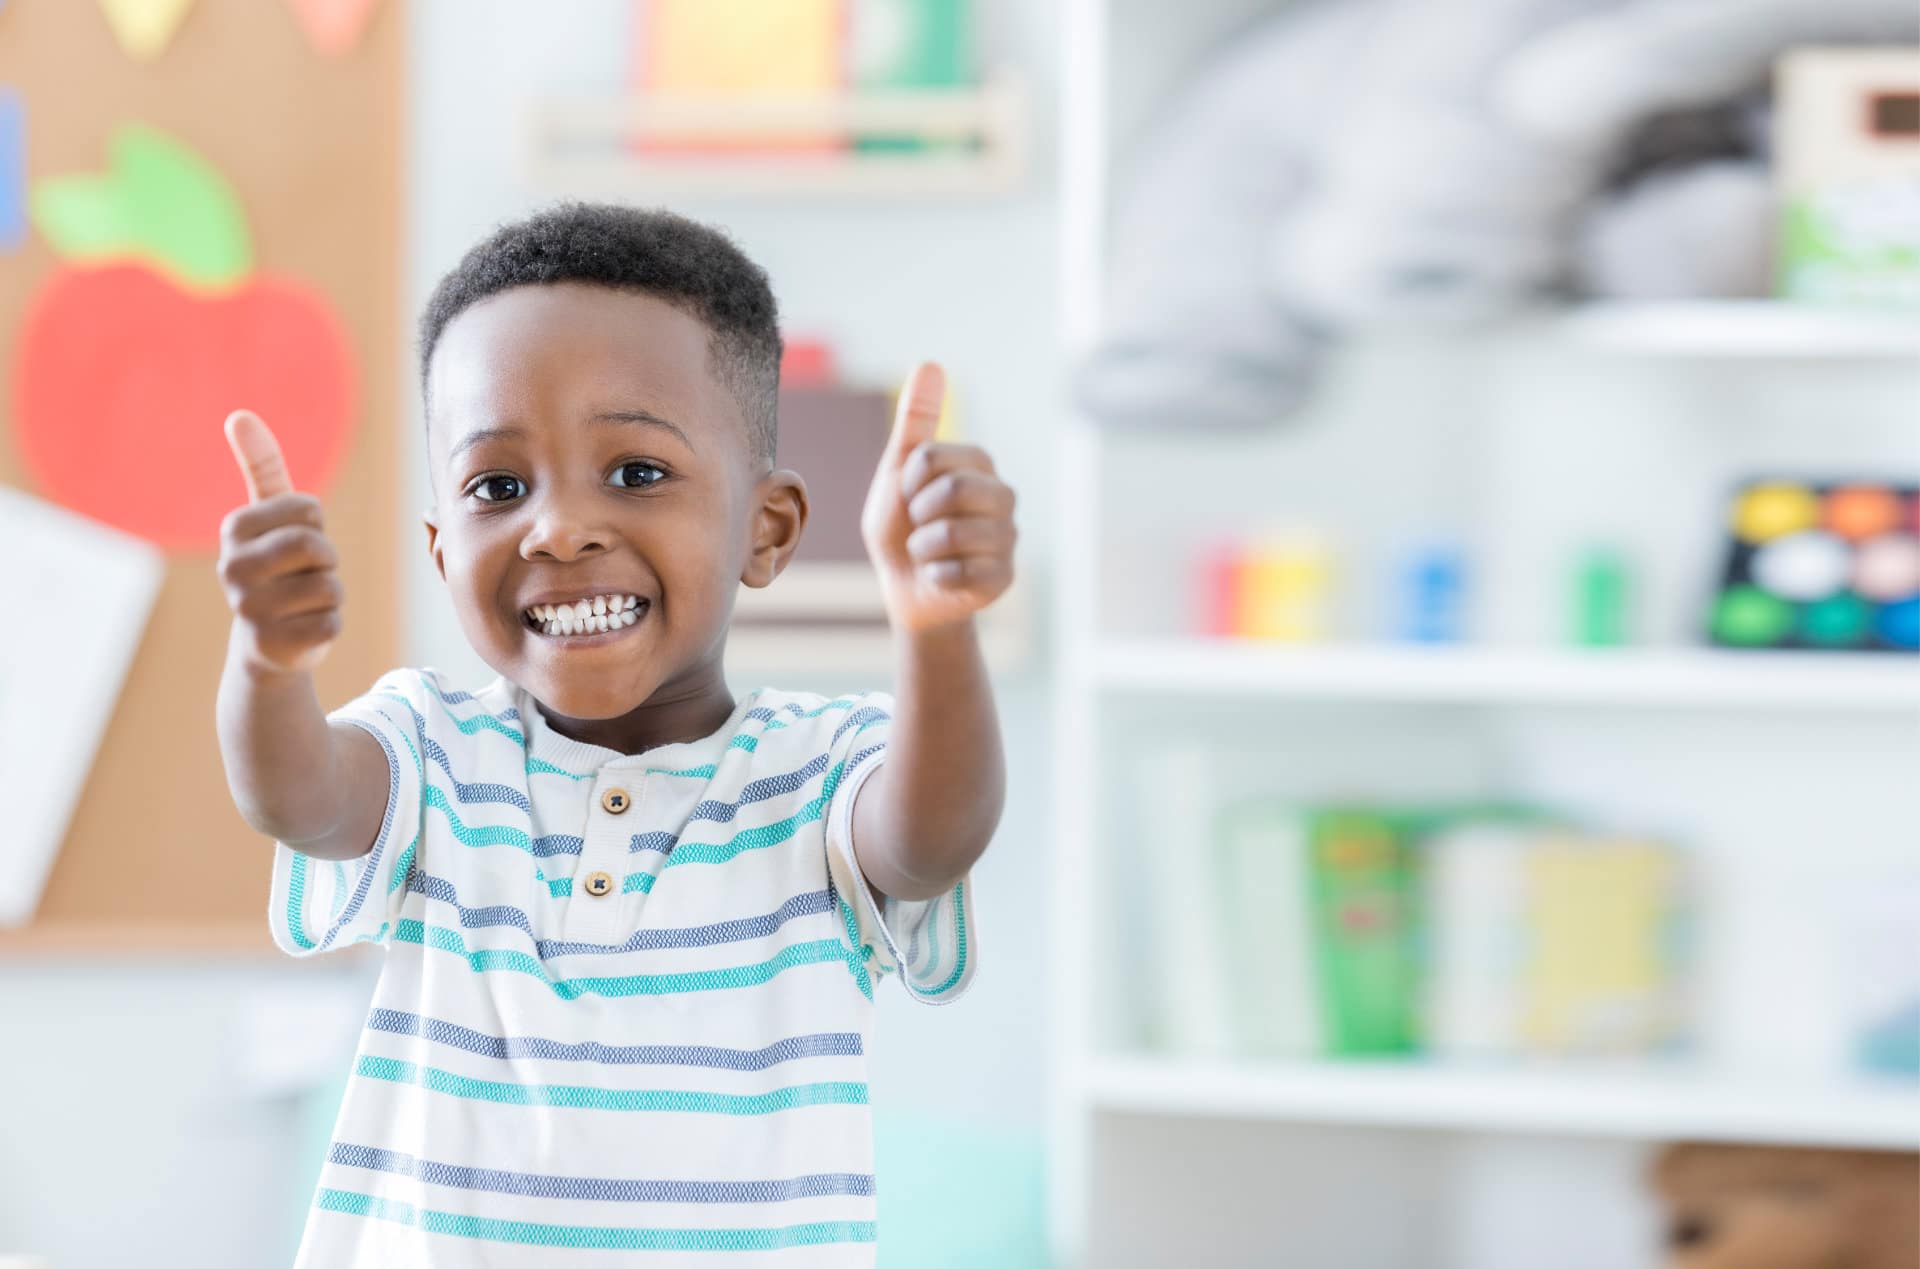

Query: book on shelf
1163,797,1694,1064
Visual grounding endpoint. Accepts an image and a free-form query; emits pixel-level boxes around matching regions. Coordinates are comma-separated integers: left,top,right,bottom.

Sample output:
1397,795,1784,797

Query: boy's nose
519,509,611,562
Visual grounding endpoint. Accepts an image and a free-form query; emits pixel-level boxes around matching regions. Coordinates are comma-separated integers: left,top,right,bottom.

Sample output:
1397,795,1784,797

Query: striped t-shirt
268,668,976,1266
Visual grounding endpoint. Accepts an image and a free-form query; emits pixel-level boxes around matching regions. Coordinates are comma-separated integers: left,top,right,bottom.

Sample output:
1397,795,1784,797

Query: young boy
215,203,1014,1266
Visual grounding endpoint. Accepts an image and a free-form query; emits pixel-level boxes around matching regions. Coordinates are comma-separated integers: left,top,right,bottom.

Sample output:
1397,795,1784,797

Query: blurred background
0,1,1916,1266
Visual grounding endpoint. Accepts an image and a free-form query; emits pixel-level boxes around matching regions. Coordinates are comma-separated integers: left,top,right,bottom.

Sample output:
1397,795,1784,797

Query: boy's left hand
862,362,1017,635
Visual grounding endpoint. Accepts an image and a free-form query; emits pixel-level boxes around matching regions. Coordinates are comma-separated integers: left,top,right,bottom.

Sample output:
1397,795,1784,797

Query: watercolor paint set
1709,478,1920,651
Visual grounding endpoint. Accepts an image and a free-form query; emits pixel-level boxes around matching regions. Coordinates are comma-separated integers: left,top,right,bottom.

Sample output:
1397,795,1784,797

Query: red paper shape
286,0,381,56
14,263,355,551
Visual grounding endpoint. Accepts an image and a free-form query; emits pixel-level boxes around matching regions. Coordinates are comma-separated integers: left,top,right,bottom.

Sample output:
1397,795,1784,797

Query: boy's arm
851,364,1015,902
215,410,389,862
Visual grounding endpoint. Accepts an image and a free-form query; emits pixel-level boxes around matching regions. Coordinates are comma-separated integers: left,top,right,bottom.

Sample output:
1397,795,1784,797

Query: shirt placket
561,769,647,946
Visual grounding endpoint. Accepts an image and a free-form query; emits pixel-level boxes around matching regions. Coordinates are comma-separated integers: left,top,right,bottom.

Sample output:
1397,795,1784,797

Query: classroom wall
0,4,1063,1266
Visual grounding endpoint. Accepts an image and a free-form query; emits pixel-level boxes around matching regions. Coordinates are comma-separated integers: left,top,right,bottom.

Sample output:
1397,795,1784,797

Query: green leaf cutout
31,123,251,289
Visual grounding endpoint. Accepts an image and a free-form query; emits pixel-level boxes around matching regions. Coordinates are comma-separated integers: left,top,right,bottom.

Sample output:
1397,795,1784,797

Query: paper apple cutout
13,125,354,551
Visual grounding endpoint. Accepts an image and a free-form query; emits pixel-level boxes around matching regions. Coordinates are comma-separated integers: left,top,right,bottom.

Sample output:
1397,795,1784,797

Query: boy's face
423,283,802,723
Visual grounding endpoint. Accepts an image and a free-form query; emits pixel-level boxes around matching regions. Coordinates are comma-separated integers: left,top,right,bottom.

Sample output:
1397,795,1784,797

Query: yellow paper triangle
96,0,196,61
286,0,382,56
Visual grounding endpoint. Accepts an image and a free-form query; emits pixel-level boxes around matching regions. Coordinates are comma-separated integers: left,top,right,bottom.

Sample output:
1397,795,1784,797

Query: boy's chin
522,673,654,724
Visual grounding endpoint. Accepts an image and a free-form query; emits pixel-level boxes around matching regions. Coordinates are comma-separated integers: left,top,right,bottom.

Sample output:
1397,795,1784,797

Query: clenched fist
861,363,1017,634
217,410,342,674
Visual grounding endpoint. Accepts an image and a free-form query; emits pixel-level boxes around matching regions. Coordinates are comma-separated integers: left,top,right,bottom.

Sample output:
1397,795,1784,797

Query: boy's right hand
218,410,342,674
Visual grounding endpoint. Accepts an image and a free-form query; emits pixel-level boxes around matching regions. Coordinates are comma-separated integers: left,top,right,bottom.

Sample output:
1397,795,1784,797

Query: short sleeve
822,691,978,1004
267,669,427,957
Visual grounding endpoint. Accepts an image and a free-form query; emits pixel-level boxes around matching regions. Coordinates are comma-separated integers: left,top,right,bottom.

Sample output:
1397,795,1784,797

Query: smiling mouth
522,594,648,638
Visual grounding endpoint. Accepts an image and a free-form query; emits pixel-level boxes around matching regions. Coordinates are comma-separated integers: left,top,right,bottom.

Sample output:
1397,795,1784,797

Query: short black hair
418,202,782,465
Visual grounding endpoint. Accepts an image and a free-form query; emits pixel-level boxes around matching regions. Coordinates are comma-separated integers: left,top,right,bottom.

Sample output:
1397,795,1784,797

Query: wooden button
583,871,614,897
600,787,630,814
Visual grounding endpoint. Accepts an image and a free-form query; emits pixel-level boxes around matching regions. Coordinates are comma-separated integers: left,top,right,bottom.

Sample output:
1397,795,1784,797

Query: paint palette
1708,479,1920,652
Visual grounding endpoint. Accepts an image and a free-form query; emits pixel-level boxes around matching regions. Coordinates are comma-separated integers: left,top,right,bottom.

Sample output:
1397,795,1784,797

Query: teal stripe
836,892,875,1002
544,871,655,899
526,756,591,781
392,920,857,999
315,1189,875,1252
423,784,534,851
377,690,524,745
908,879,969,999
386,837,418,895
350,921,392,947
285,852,316,951
355,1055,867,1116
528,757,717,781
665,794,826,868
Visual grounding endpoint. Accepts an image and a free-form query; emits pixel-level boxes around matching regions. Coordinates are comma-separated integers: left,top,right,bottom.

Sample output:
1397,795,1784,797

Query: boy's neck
533,659,737,756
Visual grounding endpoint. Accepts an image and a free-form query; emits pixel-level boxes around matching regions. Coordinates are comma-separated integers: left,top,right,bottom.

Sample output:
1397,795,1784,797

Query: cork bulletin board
0,0,403,951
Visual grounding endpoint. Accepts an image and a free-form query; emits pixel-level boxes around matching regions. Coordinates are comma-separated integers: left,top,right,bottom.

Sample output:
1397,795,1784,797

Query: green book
1305,808,1422,1056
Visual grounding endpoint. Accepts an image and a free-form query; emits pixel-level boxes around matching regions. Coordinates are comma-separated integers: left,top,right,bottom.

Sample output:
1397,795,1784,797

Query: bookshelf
1049,1,1920,1265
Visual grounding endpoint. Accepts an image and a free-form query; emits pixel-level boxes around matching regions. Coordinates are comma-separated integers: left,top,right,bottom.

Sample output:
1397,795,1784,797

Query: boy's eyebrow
592,409,695,451
447,426,524,464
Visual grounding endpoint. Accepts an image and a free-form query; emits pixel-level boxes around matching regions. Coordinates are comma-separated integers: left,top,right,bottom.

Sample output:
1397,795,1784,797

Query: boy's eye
609,462,666,489
471,475,526,503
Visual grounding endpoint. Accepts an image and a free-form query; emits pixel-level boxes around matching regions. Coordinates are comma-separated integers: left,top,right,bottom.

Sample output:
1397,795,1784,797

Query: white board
0,488,164,926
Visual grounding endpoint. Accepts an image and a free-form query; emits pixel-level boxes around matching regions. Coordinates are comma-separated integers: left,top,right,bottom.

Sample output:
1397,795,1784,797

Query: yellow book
641,0,846,153
1521,835,1684,1055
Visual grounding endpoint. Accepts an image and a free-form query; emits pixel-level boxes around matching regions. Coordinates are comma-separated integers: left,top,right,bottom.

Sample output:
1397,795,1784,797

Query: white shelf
1090,640,1920,711
1084,1056,1920,1150
521,81,1027,200
1545,300,1920,359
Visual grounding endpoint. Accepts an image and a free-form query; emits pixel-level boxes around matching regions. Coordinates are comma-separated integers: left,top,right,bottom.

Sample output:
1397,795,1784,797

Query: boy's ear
742,469,808,589
423,506,447,582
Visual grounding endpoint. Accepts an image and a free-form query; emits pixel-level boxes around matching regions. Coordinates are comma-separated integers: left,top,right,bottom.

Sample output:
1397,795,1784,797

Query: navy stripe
846,742,885,780
412,678,518,720
831,707,890,745
315,719,403,952
422,733,534,814
627,754,834,858
364,1009,862,1069
743,703,814,726
531,833,586,858
407,872,836,955
329,1142,873,1204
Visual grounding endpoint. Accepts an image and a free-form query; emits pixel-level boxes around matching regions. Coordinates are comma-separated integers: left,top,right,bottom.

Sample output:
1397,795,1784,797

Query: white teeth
527,594,644,634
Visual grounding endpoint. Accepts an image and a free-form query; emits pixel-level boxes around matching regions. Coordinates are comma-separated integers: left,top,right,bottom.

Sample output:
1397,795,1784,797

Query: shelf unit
1088,640,1920,710
520,80,1028,200
1049,2,1920,1266
1083,1056,1920,1152
1543,300,1920,359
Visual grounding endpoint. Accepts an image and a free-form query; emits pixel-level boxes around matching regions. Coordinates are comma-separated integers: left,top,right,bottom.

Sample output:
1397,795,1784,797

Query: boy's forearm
216,625,370,857
851,619,1004,902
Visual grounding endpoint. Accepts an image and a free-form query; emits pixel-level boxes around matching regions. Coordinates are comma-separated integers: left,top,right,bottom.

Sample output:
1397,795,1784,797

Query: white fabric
267,668,976,1267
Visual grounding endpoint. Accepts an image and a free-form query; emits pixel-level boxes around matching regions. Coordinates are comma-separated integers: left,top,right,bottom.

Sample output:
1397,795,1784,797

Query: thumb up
215,410,343,673
859,363,1018,634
